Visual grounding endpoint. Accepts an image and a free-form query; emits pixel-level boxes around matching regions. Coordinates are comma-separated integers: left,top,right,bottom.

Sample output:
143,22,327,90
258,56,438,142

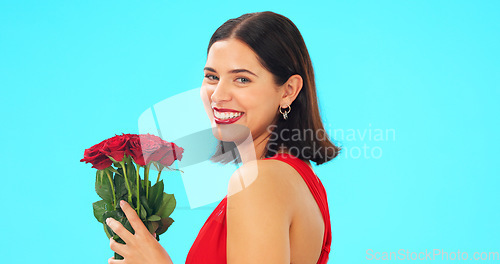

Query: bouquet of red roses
80,133,183,260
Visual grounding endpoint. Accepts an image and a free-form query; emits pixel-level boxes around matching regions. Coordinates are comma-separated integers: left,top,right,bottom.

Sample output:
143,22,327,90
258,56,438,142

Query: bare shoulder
227,159,299,200
226,159,301,223
226,159,297,263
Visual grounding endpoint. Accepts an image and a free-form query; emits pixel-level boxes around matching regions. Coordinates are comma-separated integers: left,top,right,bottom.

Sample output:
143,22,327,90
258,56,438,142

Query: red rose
172,143,184,161
81,133,183,170
80,140,112,170
138,134,184,166
151,142,184,167
138,134,165,165
100,134,131,162
128,135,146,166
165,142,184,166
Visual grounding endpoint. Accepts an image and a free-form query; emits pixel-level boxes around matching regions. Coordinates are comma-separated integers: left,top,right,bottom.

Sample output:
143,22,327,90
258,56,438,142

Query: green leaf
147,215,161,221
140,195,152,216
114,172,128,202
140,179,151,202
140,204,147,219
107,166,120,175
111,235,126,260
125,162,137,197
103,209,136,241
102,210,124,223
148,181,164,214
95,171,113,203
114,252,124,260
103,223,112,239
158,193,176,218
145,221,160,234
156,217,174,236
120,216,135,235
93,200,113,223
123,154,133,164
103,210,122,238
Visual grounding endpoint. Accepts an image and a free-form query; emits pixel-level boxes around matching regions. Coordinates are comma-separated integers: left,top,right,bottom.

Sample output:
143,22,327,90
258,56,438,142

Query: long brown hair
208,11,341,165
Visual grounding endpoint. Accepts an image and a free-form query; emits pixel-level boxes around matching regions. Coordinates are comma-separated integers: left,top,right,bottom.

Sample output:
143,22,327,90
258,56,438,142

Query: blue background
1,0,498,263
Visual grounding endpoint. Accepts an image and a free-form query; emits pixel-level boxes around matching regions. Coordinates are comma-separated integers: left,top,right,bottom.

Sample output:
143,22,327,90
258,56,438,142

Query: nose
210,80,232,104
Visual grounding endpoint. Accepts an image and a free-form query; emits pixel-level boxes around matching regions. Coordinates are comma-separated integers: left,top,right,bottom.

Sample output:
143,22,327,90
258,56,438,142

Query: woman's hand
106,200,174,264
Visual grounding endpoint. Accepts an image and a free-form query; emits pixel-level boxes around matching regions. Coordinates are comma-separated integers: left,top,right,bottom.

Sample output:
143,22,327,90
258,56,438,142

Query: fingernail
120,200,125,206
106,218,111,224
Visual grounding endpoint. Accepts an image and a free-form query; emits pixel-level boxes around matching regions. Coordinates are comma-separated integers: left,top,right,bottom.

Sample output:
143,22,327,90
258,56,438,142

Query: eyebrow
203,67,258,77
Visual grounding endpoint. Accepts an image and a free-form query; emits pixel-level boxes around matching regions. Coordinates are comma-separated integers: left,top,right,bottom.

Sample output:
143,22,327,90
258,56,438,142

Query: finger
108,256,123,264
106,217,134,243
119,200,147,235
110,237,127,257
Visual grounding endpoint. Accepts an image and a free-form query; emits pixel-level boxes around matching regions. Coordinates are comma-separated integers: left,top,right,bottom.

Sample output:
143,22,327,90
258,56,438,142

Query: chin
211,122,251,143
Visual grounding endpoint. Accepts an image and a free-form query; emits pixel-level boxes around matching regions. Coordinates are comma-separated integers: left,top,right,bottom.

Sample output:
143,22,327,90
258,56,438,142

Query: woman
106,11,340,264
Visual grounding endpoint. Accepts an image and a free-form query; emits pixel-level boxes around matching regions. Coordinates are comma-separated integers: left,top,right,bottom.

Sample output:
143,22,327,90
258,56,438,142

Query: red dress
185,152,332,263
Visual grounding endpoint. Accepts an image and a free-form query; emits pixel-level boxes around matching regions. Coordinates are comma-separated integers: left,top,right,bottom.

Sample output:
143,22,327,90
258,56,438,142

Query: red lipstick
213,107,244,125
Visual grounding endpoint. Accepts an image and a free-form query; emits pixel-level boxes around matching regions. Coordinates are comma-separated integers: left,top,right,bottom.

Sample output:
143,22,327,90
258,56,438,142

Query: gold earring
279,104,291,120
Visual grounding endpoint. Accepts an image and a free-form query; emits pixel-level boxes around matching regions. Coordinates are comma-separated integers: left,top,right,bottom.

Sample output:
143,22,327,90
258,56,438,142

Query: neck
234,130,273,164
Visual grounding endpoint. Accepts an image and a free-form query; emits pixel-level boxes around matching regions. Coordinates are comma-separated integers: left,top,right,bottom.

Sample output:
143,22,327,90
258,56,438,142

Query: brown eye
205,74,219,81
236,77,250,84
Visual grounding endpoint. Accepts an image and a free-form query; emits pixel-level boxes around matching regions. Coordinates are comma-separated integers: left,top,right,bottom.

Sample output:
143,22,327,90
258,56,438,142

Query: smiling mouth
213,109,245,124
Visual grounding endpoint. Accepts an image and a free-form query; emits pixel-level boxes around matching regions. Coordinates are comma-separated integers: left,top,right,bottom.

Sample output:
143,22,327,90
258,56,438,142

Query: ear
280,74,303,107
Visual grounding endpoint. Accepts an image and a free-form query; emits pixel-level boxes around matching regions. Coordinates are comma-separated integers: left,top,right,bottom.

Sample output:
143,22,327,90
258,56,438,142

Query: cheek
201,86,216,104
244,97,279,125
200,86,215,120
201,85,213,98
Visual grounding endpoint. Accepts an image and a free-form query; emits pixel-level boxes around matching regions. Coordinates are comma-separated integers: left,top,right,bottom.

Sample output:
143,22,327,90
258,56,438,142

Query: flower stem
135,163,141,214
119,161,133,205
144,163,150,199
156,169,162,183
105,170,116,207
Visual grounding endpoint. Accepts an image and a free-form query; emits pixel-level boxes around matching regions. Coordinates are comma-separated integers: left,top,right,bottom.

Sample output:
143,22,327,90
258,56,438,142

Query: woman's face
200,38,283,143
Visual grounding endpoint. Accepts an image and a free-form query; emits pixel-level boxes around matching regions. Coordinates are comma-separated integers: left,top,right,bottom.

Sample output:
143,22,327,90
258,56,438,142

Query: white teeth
213,110,243,120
